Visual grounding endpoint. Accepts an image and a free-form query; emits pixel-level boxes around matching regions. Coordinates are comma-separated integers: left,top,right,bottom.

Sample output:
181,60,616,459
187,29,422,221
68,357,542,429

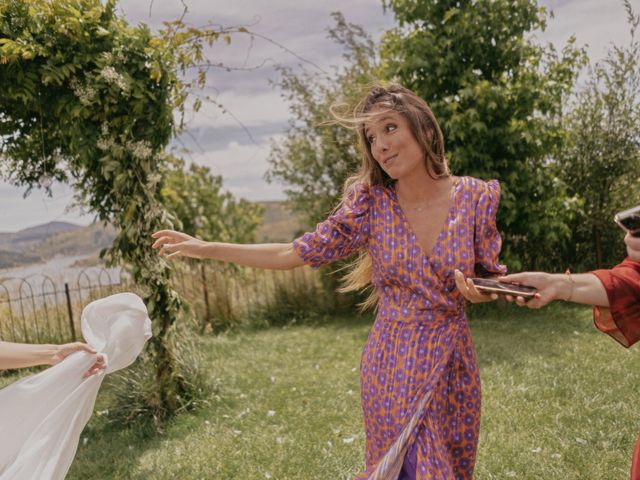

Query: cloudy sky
0,0,633,232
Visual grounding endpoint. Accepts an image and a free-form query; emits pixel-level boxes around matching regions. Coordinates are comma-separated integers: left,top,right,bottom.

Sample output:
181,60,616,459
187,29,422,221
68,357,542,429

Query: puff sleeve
591,259,640,348
474,179,507,277
293,184,371,268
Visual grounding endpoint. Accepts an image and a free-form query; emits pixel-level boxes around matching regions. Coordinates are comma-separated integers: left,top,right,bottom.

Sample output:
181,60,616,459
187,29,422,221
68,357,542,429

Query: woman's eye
367,135,375,144
385,124,397,133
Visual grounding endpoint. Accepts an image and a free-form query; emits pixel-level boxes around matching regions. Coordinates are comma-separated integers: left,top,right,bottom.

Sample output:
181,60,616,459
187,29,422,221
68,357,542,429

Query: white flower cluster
51,147,65,164
96,134,114,151
96,124,116,152
145,172,162,191
100,66,128,91
129,140,152,160
70,78,97,106
103,47,129,65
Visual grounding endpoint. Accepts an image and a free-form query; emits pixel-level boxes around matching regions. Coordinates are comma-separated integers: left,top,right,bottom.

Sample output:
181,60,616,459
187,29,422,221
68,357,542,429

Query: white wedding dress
0,292,151,480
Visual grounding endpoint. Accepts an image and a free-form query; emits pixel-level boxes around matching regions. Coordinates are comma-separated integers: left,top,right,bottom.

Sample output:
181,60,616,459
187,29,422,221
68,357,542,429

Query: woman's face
363,108,426,180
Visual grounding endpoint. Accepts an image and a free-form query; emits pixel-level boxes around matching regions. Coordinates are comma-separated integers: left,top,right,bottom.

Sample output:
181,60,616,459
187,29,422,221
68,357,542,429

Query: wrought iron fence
0,262,325,343
171,260,326,332
0,267,131,344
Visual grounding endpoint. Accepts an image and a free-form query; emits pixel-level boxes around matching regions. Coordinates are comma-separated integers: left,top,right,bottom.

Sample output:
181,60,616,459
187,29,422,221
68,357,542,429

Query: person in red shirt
455,232,640,479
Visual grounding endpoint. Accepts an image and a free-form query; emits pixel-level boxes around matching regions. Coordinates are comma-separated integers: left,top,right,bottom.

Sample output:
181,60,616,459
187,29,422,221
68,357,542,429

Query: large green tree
381,0,585,270
266,13,380,307
162,158,263,243
267,12,379,229
557,1,640,270
0,0,242,421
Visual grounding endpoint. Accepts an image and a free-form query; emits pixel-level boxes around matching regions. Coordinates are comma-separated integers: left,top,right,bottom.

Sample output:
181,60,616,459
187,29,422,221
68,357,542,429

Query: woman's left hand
454,270,498,303
52,342,106,377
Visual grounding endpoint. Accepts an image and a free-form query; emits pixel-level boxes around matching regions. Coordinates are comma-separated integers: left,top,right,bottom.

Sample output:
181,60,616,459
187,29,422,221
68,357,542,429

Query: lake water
0,255,123,295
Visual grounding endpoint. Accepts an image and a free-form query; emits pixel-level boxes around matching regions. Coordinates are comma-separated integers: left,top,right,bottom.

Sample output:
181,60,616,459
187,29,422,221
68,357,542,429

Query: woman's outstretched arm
453,270,609,308
498,271,609,308
0,341,105,375
151,230,306,270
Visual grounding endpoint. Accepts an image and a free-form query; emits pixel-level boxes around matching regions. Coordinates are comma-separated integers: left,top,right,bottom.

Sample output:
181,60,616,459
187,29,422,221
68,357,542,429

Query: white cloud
185,135,287,201
0,182,92,232
538,0,632,64
180,88,291,130
120,0,392,73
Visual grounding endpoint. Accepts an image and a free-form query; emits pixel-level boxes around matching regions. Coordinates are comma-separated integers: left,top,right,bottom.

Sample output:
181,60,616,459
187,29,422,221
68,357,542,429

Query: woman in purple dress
152,83,505,479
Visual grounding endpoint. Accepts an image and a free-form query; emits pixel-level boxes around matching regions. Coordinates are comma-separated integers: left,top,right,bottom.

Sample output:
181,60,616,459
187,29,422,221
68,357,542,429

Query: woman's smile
383,153,398,167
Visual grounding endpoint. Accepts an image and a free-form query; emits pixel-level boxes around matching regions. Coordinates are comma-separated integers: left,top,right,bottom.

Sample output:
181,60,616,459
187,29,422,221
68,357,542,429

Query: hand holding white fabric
0,292,151,480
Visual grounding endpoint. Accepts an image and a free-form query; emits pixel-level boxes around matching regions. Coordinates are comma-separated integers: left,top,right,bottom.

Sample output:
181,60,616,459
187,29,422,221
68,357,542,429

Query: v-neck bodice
293,175,506,317
387,178,461,261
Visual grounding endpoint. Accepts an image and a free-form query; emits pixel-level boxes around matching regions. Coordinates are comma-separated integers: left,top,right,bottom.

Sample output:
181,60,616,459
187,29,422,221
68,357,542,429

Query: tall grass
172,261,332,332
1,261,328,343
105,326,217,428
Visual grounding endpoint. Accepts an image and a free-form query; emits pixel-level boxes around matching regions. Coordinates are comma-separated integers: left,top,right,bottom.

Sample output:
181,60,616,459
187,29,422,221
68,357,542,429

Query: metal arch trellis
77,268,96,305
97,268,113,297
40,275,62,341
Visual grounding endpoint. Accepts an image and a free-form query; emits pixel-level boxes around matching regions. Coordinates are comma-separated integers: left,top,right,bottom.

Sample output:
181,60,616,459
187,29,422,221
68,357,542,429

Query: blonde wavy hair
334,82,450,310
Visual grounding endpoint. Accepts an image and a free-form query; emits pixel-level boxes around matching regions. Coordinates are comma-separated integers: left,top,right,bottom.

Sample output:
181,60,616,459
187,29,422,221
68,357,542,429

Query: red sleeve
591,258,640,347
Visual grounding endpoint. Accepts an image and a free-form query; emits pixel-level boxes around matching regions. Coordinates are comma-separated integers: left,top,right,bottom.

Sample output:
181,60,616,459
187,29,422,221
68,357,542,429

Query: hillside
255,201,307,242
0,202,304,269
0,221,82,250
0,249,42,269
25,222,117,258
0,222,116,269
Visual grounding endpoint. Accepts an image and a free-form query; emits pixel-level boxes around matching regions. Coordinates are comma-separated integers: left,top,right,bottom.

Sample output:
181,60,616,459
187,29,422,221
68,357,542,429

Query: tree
557,0,640,270
162,157,263,244
267,12,379,229
381,0,585,270
0,0,243,422
266,13,380,307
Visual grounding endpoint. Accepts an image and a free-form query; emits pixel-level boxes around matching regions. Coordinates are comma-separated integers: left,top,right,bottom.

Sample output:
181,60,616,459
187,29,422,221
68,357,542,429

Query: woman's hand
454,270,498,303
625,232,640,261
51,342,106,377
497,272,554,308
151,230,210,259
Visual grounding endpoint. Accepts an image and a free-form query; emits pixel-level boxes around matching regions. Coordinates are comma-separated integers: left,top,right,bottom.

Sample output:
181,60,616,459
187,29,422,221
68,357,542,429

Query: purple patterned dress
293,176,506,480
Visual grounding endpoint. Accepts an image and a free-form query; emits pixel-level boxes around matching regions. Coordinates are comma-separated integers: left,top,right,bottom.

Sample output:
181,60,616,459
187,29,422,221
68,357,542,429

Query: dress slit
369,385,435,480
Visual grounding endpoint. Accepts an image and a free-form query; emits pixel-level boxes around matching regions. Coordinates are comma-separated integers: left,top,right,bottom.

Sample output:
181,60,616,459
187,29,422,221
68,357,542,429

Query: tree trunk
593,224,603,269
148,286,188,426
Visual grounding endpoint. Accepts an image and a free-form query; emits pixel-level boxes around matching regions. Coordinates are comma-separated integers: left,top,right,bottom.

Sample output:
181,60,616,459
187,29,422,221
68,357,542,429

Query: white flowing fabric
0,292,152,480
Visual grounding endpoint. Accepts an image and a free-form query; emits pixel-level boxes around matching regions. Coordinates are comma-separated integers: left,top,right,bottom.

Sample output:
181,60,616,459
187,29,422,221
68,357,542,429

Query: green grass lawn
5,302,640,479
472,304,640,479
